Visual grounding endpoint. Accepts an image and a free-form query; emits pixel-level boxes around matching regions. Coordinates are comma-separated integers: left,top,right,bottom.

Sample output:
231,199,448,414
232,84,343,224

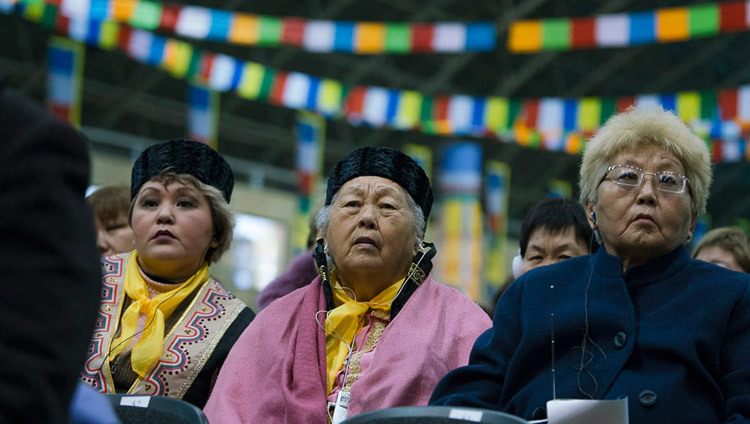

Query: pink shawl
203,275,491,423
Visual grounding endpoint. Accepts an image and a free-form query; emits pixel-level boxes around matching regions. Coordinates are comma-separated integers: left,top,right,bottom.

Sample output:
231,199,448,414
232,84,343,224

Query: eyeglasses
603,165,690,194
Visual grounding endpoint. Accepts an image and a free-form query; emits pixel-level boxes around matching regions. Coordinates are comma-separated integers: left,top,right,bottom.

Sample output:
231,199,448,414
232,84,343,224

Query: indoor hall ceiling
1,0,749,232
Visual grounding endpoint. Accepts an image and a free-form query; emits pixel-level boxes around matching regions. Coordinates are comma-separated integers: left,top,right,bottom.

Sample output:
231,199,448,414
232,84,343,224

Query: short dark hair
519,197,595,257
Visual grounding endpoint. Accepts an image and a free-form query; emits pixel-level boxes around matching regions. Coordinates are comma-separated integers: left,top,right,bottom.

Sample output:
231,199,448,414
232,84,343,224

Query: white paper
448,408,484,422
547,398,628,424
119,396,151,408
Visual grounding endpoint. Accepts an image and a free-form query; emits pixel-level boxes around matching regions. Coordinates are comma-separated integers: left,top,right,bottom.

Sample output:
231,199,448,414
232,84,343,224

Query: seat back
341,406,529,424
104,394,209,424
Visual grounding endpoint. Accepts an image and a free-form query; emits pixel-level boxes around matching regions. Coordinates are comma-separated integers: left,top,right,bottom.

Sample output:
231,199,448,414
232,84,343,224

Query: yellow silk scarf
109,250,209,377
324,272,404,394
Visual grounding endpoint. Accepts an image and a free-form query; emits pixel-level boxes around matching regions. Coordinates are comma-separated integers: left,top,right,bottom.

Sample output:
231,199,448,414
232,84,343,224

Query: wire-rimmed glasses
603,165,690,194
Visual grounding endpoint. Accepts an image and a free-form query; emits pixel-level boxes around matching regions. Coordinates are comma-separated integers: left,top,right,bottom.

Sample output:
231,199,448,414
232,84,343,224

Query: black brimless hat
325,146,432,231
131,138,234,202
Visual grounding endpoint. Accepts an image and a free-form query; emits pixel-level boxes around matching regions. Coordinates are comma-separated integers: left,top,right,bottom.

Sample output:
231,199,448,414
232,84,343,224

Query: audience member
86,185,135,256
692,226,750,273
80,139,255,408
488,197,594,317
204,146,491,423
0,82,102,422
430,106,750,423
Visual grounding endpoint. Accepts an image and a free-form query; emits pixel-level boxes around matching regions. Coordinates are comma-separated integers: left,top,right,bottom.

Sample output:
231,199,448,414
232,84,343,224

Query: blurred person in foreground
488,197,594,317
430,106,750,423
204,146,491,423
692,226,750,273
0,82,101,422
80,139,255,408
86,185,135,257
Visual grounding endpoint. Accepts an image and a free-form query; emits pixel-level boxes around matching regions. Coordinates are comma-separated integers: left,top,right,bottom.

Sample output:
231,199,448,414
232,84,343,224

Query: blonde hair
579,105,712,215
129,170,234,263
692,226,750,273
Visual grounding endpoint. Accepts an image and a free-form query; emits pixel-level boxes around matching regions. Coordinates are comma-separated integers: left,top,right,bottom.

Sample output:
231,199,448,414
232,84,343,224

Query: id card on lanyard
331,390,351,424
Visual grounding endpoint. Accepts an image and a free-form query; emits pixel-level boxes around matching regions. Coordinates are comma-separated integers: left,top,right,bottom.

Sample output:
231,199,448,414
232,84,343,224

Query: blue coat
430,246,750,423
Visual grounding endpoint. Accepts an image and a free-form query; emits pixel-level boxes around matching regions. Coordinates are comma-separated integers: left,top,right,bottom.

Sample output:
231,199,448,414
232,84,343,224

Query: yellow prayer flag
111,0,136,22
485,96,509,133
230,13,259,45
437,120,452,135
676,91,700,123
98,21,119,50
160,39,176,71
444,200,463,235
396,91,422,128
578,97,601,131
237,62,264,100
657,7,689,41
170,41,192,78
508,21,541,52
565,133,582,154
318,79,342,114
356,23,385,53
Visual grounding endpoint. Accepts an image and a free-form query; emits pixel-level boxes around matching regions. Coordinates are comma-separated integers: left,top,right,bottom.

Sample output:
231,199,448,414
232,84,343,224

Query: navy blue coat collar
593,245,690,289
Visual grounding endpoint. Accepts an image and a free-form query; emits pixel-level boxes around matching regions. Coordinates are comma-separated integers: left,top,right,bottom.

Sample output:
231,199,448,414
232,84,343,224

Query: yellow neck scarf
324,271,404,394
109,251,209,377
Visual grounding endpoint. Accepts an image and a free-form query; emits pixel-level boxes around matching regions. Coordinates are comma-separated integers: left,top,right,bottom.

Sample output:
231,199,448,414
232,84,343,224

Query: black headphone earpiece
590,211,597,226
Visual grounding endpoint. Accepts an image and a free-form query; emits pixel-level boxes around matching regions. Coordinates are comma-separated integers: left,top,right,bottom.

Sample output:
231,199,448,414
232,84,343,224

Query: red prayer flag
719,1,748,31
411,24,434,52
159,5,180,32
435,96,450,122
281,17,306,46
55,14,70,34
719,88,738,120
571,17,595,48
522,99,540,128
199,52,215,82
711,139,722,162
344,86,366,115
616,96,636,113
116,25,131,51
269,71,288,106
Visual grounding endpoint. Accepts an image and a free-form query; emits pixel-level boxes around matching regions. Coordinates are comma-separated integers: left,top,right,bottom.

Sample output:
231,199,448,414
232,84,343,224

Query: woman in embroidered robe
204,146,492,423
80,139,255,408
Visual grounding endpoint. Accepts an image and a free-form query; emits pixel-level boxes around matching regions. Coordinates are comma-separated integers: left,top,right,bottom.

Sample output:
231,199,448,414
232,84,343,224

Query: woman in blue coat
430,106,750,423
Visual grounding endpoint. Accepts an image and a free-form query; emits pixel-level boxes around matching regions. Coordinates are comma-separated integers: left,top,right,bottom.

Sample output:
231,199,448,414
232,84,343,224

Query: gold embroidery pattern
343,313,388,392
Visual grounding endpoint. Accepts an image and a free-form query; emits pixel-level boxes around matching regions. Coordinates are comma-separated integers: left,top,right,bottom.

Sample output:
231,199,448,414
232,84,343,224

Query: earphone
590,211,597,226
511,248,523,280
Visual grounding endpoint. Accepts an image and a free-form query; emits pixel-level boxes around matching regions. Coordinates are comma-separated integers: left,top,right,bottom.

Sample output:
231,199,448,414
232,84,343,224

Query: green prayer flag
258,17,282,46
700,91,717,120
507,99,522,125
600,97,616,124
420,96,434,123
689,4,718,37
542,19,570,50
185,49,202,81
384,23,410,53
258,68,275,101
40,4,57,29
130,0,162,31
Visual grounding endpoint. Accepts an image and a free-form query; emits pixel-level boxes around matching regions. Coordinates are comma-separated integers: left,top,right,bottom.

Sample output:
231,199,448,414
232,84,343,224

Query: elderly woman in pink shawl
204,146,491,423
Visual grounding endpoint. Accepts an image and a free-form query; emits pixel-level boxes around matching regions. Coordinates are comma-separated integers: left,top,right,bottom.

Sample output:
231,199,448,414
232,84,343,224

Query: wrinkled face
325,176,418,286
695,246,744,273
587,145,696,265
521,226,589,275
131,180,217,282
94,213,135,257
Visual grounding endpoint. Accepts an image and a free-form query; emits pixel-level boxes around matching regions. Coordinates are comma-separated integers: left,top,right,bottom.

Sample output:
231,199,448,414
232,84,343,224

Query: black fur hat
325,146,432,230
131,138,234,202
